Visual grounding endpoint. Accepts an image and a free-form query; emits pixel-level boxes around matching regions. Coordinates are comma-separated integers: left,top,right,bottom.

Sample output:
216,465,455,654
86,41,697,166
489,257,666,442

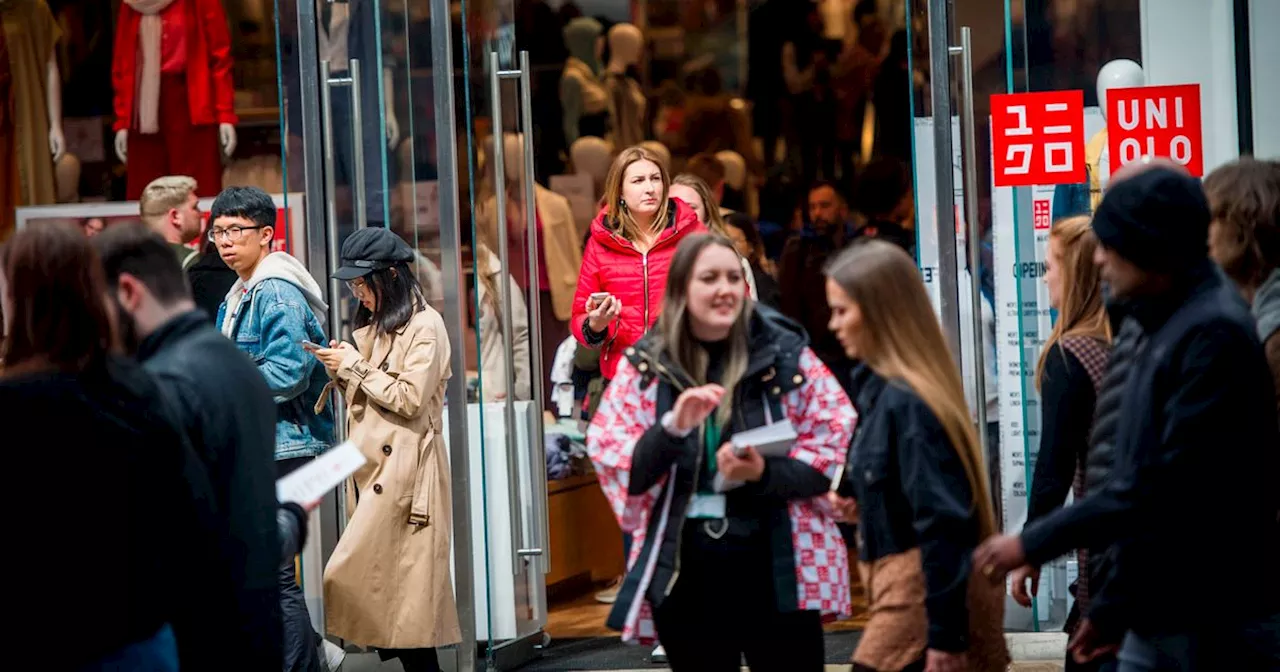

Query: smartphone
589,291,611,302
299,340,323,352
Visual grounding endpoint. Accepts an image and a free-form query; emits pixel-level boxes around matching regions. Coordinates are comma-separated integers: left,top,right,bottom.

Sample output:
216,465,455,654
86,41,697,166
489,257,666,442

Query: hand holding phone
299,340,323,352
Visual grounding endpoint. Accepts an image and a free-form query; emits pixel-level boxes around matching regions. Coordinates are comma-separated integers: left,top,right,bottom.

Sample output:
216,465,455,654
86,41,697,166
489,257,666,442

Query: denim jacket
218,276,334,459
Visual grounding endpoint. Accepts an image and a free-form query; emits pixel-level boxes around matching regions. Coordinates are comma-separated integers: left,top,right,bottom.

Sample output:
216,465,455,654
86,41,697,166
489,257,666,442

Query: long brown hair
655,234,753,426
1035,216,1111,391
601,146,672,243
672,173,728,236
825,240,997,538
1,223,118,376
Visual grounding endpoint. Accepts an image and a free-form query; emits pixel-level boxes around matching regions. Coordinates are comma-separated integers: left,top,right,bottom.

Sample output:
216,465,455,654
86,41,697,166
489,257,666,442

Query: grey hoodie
220,252,328,338
1253,269,1280,343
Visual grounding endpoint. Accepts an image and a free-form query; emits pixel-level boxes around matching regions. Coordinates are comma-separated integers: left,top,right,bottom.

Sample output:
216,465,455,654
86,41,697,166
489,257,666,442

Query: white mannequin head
1097,59,1145,121
607,24,644,72
639,141,671,172
714,150,747,191
570,137,614,195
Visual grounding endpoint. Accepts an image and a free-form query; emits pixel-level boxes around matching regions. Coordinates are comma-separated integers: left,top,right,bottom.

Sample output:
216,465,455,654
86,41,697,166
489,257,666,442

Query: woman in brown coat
313,228,460,672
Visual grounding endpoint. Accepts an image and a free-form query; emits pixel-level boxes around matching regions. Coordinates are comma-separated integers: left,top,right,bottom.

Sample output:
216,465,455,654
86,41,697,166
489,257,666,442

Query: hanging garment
0,21,16,239
604,71,645,150
0,0,60,209
126,74,223,198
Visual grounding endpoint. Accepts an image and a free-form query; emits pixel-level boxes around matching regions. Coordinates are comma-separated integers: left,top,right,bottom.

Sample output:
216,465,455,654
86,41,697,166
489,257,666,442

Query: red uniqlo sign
991,90,1086,187
1106,84,1203,177
1033,200,1052,230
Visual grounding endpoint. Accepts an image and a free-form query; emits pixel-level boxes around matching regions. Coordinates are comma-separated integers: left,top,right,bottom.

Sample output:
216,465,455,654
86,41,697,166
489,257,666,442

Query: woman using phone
825,241,1008,672
587,233,855,671
311,227,459,672
1016,216,1111,669
571,145,705,386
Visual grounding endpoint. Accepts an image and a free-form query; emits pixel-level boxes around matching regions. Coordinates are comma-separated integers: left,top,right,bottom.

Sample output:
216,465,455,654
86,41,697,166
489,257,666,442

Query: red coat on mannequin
113,0,237,198
112,0,236,132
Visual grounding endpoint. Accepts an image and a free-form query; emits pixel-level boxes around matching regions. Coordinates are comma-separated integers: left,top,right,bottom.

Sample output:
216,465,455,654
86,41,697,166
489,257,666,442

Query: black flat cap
332,227,416,280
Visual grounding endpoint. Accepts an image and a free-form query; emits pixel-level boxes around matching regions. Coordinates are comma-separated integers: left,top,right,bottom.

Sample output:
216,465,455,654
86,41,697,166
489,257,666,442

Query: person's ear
117,273,147,312
260,225,274,247
168,207,181,228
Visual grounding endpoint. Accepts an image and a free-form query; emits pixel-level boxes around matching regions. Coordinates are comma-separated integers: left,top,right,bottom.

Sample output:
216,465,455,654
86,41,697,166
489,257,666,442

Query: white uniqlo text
1004,105,1033,175
1042,102,1074,173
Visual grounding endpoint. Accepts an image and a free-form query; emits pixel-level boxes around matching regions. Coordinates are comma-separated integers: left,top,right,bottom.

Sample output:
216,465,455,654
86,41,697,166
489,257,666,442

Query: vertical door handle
952,27,991,473
349,58,368,230
517,51,551,575
320,60,349,528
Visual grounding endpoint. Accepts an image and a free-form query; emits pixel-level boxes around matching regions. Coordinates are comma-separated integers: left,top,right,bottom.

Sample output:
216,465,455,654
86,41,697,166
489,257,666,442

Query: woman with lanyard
587,233,855,671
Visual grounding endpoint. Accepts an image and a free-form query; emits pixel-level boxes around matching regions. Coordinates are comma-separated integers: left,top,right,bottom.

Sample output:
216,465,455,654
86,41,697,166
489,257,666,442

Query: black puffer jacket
1084,304,1144,492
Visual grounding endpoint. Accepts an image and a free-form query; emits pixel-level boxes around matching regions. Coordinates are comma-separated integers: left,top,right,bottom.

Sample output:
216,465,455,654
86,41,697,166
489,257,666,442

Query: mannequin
1089,59,1144,207
639,140,671,172
1,0,65,238
569,136,613,204
112,0,237,200
603,23,646,150
560,17,608,148
1053,59,1144,220
318,0,399,225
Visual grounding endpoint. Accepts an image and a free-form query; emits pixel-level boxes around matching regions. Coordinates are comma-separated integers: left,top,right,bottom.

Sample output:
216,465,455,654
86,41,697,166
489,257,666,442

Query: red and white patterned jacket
586,323,857,643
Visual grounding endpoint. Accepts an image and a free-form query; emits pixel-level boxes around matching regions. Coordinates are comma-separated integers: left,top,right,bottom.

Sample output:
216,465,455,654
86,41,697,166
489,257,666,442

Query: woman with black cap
311,227,460,671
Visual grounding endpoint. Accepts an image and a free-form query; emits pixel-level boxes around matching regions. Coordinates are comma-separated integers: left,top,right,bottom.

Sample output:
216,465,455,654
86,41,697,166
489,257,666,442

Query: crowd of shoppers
4,144,1277,672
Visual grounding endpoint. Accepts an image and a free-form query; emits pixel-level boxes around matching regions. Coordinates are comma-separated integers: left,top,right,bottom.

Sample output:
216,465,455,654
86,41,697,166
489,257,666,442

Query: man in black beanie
976,164,1280,670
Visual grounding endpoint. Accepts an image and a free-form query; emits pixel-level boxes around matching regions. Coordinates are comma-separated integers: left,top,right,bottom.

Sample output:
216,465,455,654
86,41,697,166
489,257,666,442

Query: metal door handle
951,27,991,473
349,58,368,230
517,51,552,576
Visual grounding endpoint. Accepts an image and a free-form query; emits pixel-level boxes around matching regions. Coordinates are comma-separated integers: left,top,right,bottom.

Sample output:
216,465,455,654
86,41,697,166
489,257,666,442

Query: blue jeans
1117,613,1280,672
81,625,179,672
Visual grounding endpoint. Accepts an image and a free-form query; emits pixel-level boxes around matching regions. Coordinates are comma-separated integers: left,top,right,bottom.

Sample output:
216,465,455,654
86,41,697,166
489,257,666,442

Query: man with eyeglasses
207,185,341,671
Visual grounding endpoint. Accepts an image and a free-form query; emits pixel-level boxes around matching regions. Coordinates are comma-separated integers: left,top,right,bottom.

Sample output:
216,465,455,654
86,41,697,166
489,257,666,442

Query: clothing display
1,0,61,216
560,17,608,146
113,0,237,199
0,23,14,238
604,71,645,150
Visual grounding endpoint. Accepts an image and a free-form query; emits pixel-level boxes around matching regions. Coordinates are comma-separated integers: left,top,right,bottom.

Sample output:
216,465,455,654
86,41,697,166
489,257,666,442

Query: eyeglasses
345,279,369,293
208,225,266,242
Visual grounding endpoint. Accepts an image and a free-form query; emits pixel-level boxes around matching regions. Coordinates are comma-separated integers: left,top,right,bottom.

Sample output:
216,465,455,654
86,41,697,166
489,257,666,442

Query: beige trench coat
321,307,462,648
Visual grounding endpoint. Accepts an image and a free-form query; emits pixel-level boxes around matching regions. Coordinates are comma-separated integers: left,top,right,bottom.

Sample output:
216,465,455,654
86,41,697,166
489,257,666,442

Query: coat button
771,386,781,395
382,445,392,456
373,484,383,495
637,362,649,373
625,347,636,356
865,469,873,482
793,374,804,385
379,362,389,371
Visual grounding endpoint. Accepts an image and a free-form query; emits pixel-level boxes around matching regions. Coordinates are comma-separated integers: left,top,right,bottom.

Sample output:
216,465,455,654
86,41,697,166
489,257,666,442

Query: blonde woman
588,233,854,671
1015,216,1112,661
825,240,1008,672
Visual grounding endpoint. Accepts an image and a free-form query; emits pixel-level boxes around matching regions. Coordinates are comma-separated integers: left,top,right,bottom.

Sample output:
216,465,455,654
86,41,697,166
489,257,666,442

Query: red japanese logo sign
1033,199,1052,230
991,90,1086,187
1106,84,1203,177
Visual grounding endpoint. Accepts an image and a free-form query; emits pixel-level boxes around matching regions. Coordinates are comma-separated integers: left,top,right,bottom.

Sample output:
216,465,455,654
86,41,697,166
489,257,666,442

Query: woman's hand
827,491,859,524
925,649,967,672
313,341,355,370
1011,565,1041,608
716,444,765,483
669,384,725,434
586,294,622,333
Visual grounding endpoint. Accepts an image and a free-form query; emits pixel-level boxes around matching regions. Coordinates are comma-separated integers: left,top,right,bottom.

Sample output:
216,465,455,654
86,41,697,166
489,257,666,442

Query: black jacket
1,357,220,668
187,248,238,324
839,364,983,653
1022,265,1280,636
607,306,835,630
1085,305,1144,494
136,310,284,668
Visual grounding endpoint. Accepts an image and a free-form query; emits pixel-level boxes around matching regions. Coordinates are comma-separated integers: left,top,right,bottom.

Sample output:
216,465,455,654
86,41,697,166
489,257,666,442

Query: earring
619,198,628,212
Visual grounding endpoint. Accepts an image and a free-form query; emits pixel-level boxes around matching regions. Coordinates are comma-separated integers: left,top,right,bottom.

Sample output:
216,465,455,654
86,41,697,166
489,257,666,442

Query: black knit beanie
1090,167,1211,272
